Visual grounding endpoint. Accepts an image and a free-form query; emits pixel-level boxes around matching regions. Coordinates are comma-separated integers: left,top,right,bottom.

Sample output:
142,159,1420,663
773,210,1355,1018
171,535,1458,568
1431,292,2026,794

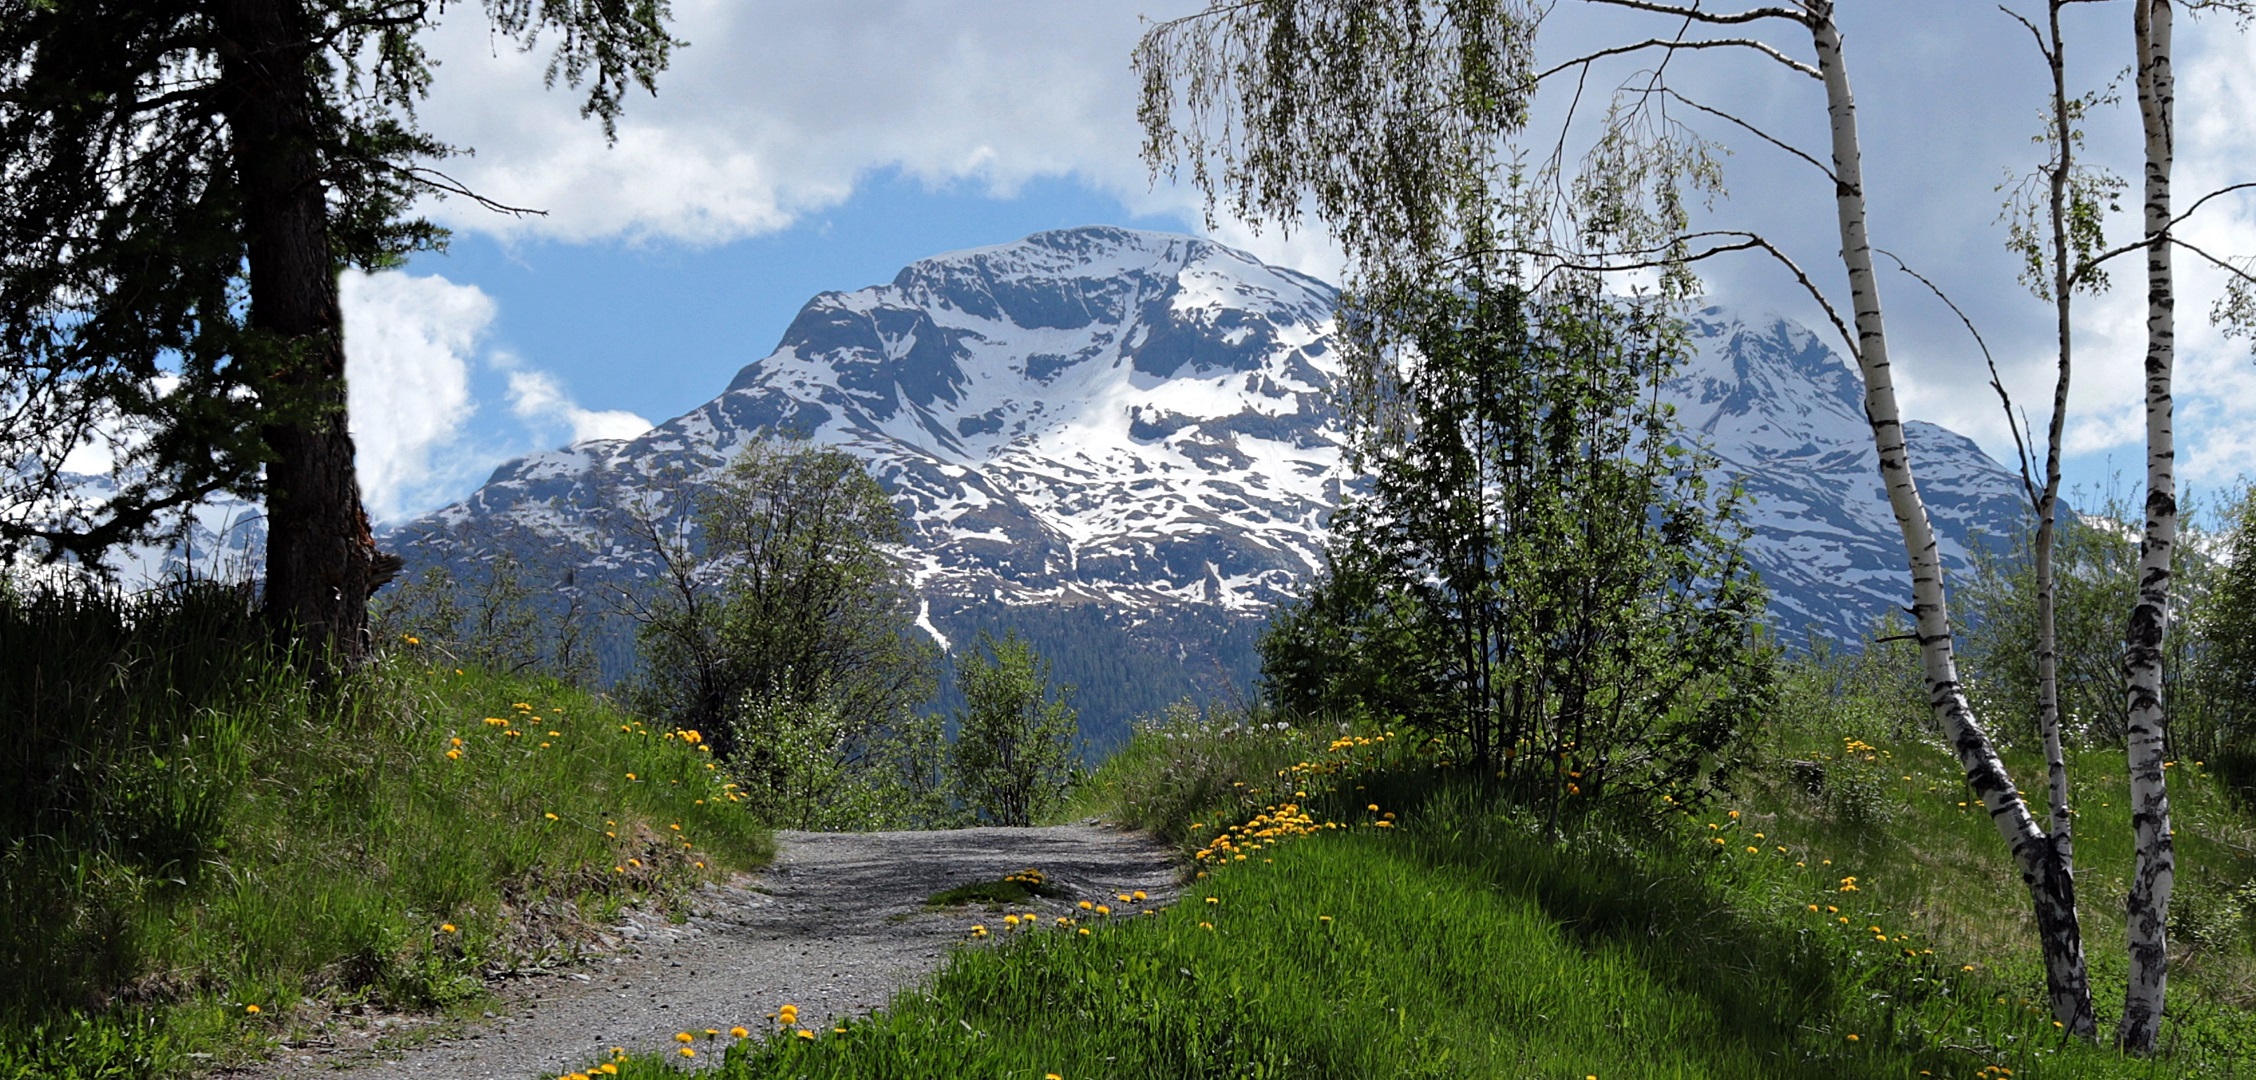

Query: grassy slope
642,715,2256,1080
0,652,770,1078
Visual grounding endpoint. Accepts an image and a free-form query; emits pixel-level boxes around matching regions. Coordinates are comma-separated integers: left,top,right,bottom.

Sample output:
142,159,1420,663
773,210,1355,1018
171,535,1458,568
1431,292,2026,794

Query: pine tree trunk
2119,0,2178,1052
1804,3,2096,1035
214,0,388,667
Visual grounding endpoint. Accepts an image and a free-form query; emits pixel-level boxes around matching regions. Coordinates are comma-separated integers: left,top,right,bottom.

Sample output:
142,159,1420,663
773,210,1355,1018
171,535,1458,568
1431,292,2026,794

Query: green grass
611,710,2256,1080
0,582,772,1077
926,869,1072,909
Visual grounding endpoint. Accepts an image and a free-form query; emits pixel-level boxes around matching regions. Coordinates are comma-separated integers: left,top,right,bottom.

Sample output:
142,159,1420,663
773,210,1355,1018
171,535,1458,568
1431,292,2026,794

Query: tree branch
389,163,547,218
1657,86,1835,180
2173,235,2256,286
1523,229,1856,359
2068,180,2256,287
1581,0,1812,25
1877,247,2041,511
1536,36,1820,82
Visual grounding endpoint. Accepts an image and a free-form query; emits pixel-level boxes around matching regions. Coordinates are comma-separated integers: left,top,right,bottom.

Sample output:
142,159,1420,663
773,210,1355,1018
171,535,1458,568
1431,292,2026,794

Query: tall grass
0,578,771,1077
621,697,2256,1079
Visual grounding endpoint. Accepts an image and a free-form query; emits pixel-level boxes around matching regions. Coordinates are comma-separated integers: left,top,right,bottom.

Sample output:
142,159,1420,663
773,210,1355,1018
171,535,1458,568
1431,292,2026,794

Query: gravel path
239,824,1176,1080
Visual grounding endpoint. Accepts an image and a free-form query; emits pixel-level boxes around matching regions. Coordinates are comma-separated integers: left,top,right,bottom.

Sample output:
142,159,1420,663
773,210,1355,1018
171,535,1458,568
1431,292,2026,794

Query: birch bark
2119,0,2177,1053
1803,1,2096,1035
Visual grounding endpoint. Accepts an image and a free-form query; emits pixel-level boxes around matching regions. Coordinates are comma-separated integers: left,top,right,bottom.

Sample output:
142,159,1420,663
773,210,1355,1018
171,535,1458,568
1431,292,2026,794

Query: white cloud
504,367,654,444
393,1,2256,488
413,0,1205,246
343,269,492,521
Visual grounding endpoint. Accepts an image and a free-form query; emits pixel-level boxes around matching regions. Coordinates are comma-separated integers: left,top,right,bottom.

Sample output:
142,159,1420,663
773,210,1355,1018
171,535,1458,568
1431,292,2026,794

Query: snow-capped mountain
1671,311,2029,641
383,226,2030,735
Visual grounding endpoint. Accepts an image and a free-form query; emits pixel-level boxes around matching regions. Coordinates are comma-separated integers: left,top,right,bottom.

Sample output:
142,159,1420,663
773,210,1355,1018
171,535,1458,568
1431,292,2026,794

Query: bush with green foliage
623,440,938,821
1264,279,1770,812
947,631,1079,826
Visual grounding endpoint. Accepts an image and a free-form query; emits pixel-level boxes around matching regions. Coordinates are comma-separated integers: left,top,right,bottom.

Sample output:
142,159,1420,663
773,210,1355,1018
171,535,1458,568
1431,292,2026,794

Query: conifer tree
0,0,675,665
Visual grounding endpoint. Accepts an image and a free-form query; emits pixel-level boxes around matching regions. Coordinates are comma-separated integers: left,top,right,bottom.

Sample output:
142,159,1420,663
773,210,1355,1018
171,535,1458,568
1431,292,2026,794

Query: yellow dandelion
544,812,559,821
729,1026,749,1038
678,1047,695,1058
675,1032,693,1044
244,1004,261,1014
440,922,457,933
795,1029,815,1041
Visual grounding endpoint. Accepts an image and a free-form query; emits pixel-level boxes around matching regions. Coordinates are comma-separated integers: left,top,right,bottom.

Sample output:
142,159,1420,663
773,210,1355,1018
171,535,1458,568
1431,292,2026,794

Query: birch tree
2118,0,2256,1049
1988,0,2128,997
1141,0,2116,1033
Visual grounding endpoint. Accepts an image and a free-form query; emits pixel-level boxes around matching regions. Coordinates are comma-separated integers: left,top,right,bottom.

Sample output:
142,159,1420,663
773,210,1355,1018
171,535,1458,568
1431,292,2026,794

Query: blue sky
408,172,1196,442
337,1,2256,524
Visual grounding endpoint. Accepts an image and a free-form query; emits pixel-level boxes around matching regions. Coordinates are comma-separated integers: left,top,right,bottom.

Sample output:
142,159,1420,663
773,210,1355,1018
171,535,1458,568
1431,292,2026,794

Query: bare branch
1997,5,2054,64
1581,0,1812,25
1523,229,1856,359
2070,180,2256,287
1878,248,2041,510
390,164,548,218
2174,235,2256,286
1535,36,1820,82
1657,86,1835,180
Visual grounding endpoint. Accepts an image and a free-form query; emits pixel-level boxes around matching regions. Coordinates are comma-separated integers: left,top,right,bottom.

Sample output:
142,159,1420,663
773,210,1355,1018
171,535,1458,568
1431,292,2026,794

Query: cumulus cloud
343,269,491,521
344,271,645,521
412,0,1205,246
504,367,654,445
393,1,2256,485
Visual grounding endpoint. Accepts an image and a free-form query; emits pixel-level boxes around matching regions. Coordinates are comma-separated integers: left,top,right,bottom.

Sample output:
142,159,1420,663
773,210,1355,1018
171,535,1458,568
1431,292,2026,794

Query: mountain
382,226,2028,741
1671,310,2029,641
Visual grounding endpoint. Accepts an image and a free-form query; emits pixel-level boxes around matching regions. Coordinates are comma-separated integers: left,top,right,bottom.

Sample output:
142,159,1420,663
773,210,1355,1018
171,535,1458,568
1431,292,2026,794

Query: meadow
602,705,2256,1080
0,581,769,1079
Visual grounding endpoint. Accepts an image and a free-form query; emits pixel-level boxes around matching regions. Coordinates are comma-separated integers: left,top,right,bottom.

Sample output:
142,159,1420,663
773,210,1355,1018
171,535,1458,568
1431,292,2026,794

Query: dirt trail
240,824,1176,1080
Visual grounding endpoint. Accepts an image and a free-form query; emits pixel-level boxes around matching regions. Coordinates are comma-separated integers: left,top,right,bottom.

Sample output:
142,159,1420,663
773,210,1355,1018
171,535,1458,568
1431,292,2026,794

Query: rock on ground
235,824,1177,1080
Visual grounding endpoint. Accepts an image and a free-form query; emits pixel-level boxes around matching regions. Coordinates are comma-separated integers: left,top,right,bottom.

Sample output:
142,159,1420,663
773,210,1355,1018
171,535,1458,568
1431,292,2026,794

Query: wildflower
1047,1074,1063,1080
1367,804,1379,812
1077,927,1091,936
675,1032,693,1044
1728,810,1740,819
779,1004,799,1023
446,749,462,760
244,1004,261,1014
1078,900,1094,911
544,812,559,821
678,1047,695,1058
1199,921,1214,930
1133,890,1148,901
1096,904,1111,916
1205,897,1219,905
441,923,458,933
599,1066,618,1076
1846,1034,1860,1043
1319,915,1333,924
1004,914,1021,928
625,773,637,781
795,1029,815,1041
970,925,989,937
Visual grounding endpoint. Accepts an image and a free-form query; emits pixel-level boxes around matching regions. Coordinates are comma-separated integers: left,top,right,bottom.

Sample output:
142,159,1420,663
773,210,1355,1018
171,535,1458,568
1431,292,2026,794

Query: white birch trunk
1804,1,2096,1035
2036,0,2078,887
2119,0,2177,1053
